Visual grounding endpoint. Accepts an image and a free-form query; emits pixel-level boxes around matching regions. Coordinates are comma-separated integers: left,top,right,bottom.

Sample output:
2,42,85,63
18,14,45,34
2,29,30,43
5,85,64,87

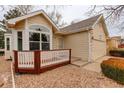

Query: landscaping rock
0,56,12,88
0,77,4,87
15,64,124,88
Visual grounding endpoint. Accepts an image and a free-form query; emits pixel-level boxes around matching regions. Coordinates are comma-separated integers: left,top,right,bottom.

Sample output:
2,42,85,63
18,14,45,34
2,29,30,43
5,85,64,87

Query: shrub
101,58,124,84
109,49,124,57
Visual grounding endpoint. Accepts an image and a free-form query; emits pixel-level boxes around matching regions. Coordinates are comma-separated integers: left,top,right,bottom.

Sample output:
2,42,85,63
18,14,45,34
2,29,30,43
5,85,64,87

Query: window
30,42,40,50
29,25,50,51
6,38,10,50
18,32,23,51
29,25,50,33
29,32,40,50
29,32,50,51
41,34,50,50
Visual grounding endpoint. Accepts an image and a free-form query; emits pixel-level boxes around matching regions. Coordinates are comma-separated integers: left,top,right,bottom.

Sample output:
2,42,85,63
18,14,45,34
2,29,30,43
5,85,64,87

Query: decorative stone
0,77,4,87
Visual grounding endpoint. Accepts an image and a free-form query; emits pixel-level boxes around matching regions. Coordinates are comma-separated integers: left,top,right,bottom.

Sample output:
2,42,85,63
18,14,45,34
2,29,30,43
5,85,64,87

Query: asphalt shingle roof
60,14,102,34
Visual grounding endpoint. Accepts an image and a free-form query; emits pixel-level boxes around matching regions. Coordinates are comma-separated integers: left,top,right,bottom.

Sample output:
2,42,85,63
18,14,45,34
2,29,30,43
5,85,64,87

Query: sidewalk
82,56,112,73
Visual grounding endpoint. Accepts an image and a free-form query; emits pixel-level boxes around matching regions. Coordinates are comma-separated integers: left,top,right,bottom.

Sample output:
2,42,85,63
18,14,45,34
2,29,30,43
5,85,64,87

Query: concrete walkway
82,56,112,73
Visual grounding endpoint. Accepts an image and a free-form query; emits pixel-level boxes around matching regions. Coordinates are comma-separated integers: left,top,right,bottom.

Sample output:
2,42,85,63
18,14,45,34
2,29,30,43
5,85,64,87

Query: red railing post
14,50,18,73
69,49,71,64
34,50,41,74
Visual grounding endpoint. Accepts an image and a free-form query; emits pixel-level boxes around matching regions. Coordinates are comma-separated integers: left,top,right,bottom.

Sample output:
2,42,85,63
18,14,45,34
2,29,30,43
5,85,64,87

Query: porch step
71,57,82,62
71,61,89,67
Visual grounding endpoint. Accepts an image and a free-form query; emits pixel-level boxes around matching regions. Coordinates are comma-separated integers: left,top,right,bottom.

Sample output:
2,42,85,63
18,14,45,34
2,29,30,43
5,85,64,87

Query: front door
5,35,12,59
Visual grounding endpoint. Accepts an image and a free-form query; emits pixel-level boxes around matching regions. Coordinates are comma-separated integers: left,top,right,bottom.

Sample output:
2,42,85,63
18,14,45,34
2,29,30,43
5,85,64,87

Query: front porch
14,49,71,74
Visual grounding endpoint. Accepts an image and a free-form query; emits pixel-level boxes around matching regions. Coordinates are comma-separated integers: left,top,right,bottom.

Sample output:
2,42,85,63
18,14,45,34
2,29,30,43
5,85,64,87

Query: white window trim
28,24,51,32
28,24,52,50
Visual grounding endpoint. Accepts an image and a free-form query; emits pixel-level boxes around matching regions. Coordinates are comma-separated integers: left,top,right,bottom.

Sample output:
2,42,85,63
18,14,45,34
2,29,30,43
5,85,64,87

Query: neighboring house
107,36,121,50
118,38,124,48
4,10,109,62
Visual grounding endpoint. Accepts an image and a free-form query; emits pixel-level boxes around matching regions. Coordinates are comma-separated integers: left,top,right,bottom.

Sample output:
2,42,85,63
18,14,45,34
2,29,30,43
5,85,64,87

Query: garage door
91,40,106,61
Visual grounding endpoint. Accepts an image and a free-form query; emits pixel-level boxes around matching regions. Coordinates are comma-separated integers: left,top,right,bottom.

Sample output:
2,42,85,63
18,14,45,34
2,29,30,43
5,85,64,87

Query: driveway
82,56,112,73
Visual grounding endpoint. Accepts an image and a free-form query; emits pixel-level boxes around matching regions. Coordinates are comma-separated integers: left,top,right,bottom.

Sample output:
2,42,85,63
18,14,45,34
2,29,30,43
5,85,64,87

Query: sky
0,5,123,37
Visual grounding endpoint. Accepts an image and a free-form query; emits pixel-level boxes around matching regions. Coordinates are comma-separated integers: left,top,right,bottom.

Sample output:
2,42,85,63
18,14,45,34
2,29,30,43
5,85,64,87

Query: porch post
34,50,41,74
14,50,18,73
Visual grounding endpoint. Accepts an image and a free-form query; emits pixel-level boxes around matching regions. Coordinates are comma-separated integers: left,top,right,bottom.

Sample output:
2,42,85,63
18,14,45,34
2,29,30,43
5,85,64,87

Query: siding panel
91,40,106,61
91,22,107,61
27,14,52,30
64,32,89,61
52,34,63,49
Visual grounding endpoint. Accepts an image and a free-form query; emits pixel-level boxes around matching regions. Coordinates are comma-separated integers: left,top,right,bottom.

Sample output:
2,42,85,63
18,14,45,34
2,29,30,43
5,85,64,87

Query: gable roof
108,36,121,40
59,14,109,36
7,10,109,36
7,10,59,31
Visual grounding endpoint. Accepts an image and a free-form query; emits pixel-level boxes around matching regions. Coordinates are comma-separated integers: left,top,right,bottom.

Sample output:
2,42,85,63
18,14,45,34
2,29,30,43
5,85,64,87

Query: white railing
40,50,70,67
14,49,71,74
18,51,34,68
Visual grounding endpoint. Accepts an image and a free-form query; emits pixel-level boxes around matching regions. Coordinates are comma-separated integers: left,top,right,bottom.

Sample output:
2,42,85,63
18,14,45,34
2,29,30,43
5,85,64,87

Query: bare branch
87,5,124,30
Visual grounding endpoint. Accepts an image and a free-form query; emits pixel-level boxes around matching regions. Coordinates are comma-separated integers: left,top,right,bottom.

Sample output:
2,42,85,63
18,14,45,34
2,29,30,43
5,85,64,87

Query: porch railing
41,50,70,66
14,49,71,74
18,51,34,68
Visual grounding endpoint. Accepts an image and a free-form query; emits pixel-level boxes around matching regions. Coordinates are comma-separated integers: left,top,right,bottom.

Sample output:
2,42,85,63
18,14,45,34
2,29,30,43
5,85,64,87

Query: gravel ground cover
0,56,12,88
15,64,124,88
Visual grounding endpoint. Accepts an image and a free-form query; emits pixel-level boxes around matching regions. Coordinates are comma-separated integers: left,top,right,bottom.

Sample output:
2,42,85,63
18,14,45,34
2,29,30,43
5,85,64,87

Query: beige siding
15,20,25,30
52,34,63,49
91,40,106,61
64,32,89,61
107,37,121,50
92,22,106,41
91,22,106,61
27,14,52,30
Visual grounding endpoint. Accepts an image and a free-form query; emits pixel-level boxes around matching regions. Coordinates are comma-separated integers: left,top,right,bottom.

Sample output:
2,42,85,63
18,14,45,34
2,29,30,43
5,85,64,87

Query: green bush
101,62,124,84
109,50,124,57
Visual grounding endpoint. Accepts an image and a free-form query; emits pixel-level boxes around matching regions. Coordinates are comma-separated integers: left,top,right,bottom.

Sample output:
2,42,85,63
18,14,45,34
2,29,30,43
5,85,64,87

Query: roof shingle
60,14,102,34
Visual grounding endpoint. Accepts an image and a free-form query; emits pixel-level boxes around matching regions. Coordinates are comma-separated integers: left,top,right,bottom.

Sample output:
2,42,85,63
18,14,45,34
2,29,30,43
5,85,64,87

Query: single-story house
107,36,121,50
4,10,109,62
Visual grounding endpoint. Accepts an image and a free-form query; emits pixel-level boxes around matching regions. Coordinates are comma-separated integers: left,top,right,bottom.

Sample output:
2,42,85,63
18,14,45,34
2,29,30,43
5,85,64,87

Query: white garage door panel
92,40,106,61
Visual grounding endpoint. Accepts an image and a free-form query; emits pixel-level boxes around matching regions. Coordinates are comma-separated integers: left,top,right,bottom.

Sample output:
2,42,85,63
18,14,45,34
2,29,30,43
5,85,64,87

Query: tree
0,5,34,49
4,5,34,20
0,22,6,49
0,31,4,49
4,8,22,20
45,5,67,28
13,5,34,15
87,5,124,30
48,11,66,27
